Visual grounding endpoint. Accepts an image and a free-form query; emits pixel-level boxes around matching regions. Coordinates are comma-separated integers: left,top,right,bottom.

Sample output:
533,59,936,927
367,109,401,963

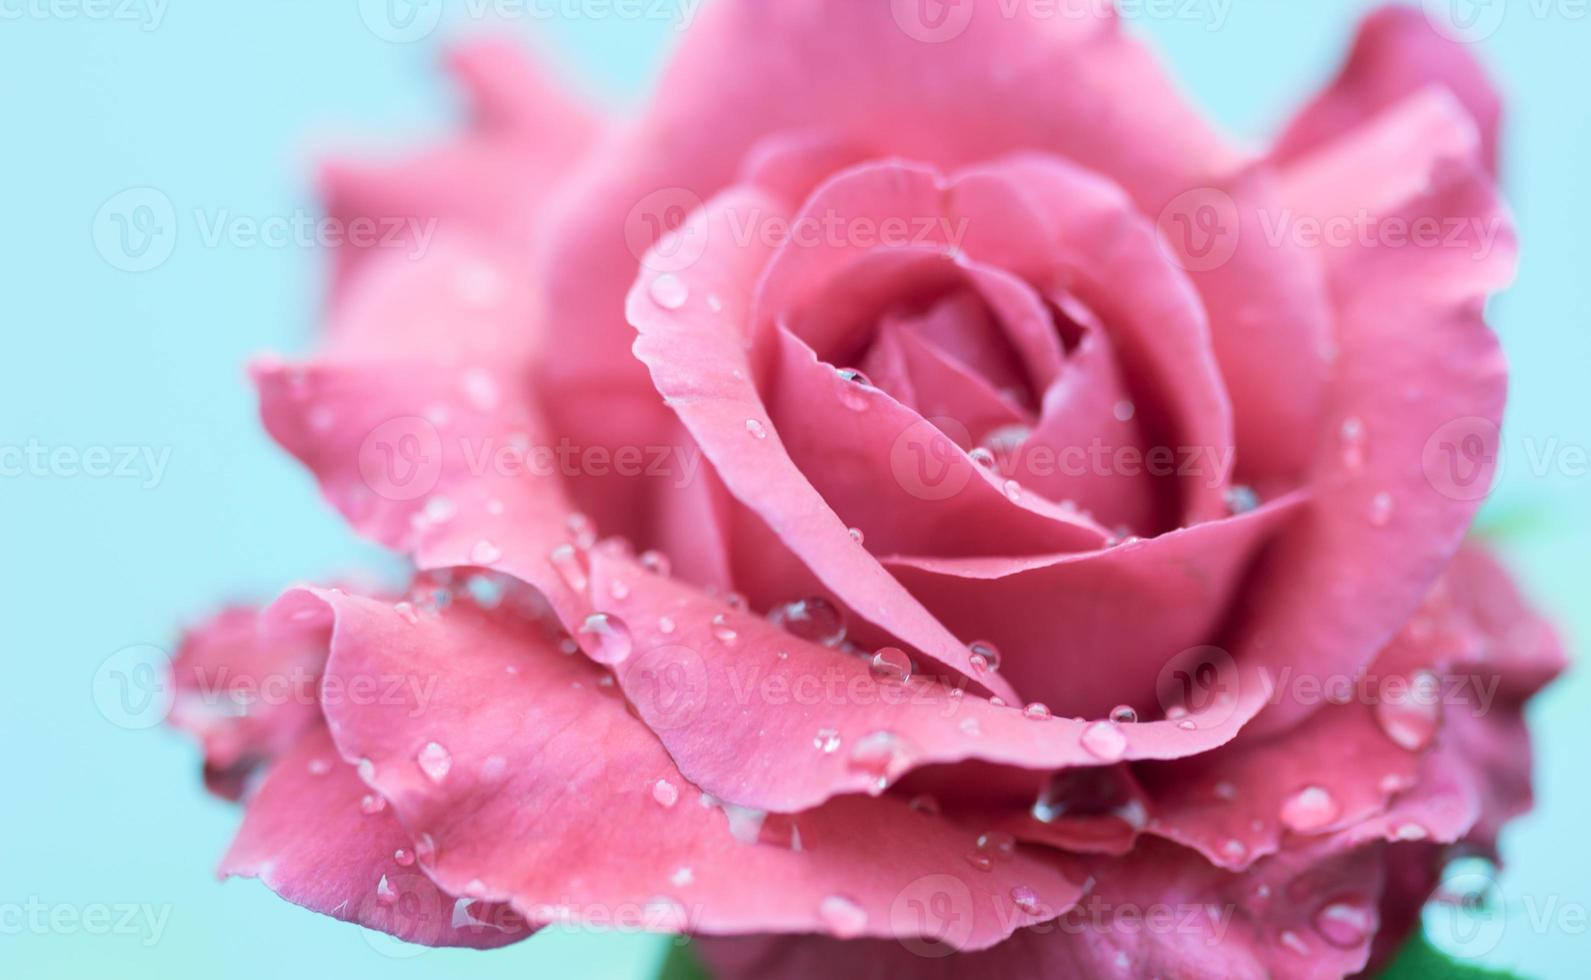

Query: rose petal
1239,89,1515,736
274,587,1082,949
220,726,531,949
1273,6,1502,176
587,552,1272,815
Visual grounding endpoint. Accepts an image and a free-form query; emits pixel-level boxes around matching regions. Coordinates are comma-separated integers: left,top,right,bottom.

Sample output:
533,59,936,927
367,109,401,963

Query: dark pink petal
1238,89,1515,736
1273,6,1502,175
220,726,531,949
883,493,1306,721
270,587,1082,949
699,838,1384,980
628,187,1023,699
586,552,1272,815
167,605,328,800
540,0,1234,463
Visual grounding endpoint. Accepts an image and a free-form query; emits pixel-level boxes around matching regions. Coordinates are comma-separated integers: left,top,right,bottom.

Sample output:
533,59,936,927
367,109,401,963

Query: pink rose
166,6,1563,976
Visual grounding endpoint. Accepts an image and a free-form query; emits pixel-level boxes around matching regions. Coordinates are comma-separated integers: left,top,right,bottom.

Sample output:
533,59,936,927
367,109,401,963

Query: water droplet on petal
1023,702,1052,721
470,540,502,565
1375,670,1442,751
768,597,846,647
818,895,867,938
565,513,597,549
1109,704,1139,724
1314,897,1375,949
847,731,913,793
1011,885,1043,915
658,615,676,635
1369,492,1395,527
1225,485,1260,515
813,728,842,754
1280,785,1340,833
1113,400,1136,422
1279,929,1312,956
550,545,589,592
639,550,671,576
848,526,865,545
969,447,997,468
745,418,768,440
1081,720,1128,761
908,793,940,816
577,613,633,666
423,495,457,525
360,793,387,815
869,647,913,684
393,848,414,867
1031,767,1145,828
376,875,398,906
964,849,994,872
976,831,1016,862
652,778,680,808
649,274,689,310
711,614,738,646
968,641,1002,672
835,368,875,411
417,742,452,783
1220,839,1248,862
1395,823,1428,841
670,866,695,887
415,833,437,865
1003,479,1022,502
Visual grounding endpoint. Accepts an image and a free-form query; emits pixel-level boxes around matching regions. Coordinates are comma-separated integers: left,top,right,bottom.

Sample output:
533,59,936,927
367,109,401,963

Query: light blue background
2,2,1585,977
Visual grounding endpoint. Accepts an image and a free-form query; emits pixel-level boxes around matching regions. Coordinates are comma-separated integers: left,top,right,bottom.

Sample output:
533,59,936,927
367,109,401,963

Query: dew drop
1369,491,1395,528
1225,485,1260,515
577,613,633,666
869,647,913,684
711,614,739,646
1113,400,1136,423
969,446,997,468
1280,785,1340,833
813,728,842,754
976,831,1016,862
1011,885,1043,916
745,418,768,440
393,601,420,625
307,757,332,776
376,874,398,906
415,833,437,865
550,544,589,591
670,866,695,887
649,273,689,310
1003,479,1022,502
768,597,846,647
1220,839,1248,862
360,793,387,815
565,512,597,550
965,849,994,872
423,495,458,525
639,550,671,576
1314,897,1375,949
1023,702,1053,721
1109,704,1138,724
968,640,1003,672
469,540,502,565
417,741,452,783
393,848,415,867
848,526,865,545
1080,720,1128,761
658,615,676,635
835,368,875,411
652,778,680,808
847,731,913,792
1279,929,1312,956
818,895,867,938
1375,670,1442,751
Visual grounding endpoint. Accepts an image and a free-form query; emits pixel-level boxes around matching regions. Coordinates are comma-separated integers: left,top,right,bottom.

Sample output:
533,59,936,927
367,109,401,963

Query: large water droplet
1314,897,1375,949
847,731,913,793
652,778,680,808
649,274,689,310
578,613,633,666
835,368,875,411
416,742,452,783
1375,670,1442,751
968,640,1003,672
869,647,913,684
1080,720,1128,761
818,895,867,938
768,597,846,647
1031,767,1145,829
1280,785,1340,833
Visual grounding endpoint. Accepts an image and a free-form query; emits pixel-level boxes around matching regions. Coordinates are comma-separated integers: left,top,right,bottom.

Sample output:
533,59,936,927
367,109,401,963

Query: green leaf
1378,930,1524,980
656,940,713,980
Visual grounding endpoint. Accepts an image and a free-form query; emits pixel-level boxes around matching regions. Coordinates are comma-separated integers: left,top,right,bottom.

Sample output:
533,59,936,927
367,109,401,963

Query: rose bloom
165,4,1563,978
